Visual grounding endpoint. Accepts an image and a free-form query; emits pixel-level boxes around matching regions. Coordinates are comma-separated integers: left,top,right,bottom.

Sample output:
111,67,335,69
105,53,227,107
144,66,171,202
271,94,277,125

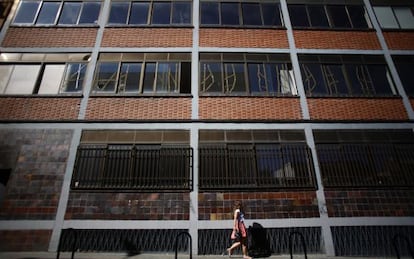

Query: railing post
393,234,414,259
289,231,308,259
175,231,192,259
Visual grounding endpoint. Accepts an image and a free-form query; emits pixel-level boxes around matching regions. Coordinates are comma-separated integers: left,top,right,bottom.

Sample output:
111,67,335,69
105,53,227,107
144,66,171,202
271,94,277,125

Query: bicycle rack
175,231,192,259
56,228,77,259
393,234,414,259
289,231,308,259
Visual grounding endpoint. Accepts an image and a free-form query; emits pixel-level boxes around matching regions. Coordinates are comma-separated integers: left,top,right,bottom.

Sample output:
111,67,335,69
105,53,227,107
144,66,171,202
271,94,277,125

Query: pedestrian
224,200,252,259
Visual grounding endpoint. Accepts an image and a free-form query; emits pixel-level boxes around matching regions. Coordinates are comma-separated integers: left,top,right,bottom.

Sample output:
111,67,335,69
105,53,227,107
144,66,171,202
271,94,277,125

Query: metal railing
289,231,308,259
393,234,414,259
175,232,192,259
71,144,193,191
317,143,414,188
199,143,316,190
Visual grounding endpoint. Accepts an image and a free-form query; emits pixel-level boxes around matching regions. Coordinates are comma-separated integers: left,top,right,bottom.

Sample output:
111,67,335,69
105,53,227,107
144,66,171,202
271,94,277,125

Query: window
288,4,371,29
199,130,316,190
0,53,88,95
92,53,191,95
108,1,192,25
393,55,414,96
299,55,396,97
315,130,414,188
200,53,297,96
373,6,414,29
200,1,283,27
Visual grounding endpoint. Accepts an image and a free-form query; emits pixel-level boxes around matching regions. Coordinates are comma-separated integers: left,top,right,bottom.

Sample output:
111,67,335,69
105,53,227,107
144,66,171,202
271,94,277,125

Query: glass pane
119,63,141,93
36,2,60,25
59,2,81,24
61,63,86,93
0,66,13,94
242,3,261,26
180,62,191,94
172,2,191,24
108,2,129,24
94,62,118,92
262,3,281,26
143,63,156,93
5,65,41,95
395,62,414,95
248,63,267,94
200,2,219,25
130,2,149,24
224,63,246,93
79,2,101,24
345,65,367,96
348,5,369,28
300,64,327,96
308,5,329,28
322,65,349,95
38,65,65,94
156,63,179,93
221,3,239,25
14,1,40,24
288,5,309,27
373,6,398,29
152,2,171,24
327,5,351,28
367,65,394,95
394,7,414,29
200,62,222,93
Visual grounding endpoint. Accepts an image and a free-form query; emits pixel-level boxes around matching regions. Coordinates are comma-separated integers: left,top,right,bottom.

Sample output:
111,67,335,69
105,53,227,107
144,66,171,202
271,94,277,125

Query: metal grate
317,143,414,188
198,227,322,255
71,144,193,191
59,229,190,253
199,143,316,190
332,226,414,257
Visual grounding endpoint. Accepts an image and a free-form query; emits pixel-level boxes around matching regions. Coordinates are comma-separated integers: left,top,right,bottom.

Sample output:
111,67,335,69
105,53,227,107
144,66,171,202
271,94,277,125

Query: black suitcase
248,222,272,258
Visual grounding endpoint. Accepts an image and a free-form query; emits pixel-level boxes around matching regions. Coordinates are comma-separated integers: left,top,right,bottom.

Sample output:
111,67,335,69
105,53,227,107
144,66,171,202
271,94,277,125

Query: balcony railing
71,144,193,191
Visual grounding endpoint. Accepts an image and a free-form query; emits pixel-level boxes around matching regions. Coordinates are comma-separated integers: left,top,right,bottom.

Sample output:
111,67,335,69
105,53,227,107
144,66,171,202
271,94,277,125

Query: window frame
373,5,414,29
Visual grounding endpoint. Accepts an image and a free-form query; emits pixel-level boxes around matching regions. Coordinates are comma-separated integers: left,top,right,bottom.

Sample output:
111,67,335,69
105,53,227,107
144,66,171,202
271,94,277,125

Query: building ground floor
0,122,413,257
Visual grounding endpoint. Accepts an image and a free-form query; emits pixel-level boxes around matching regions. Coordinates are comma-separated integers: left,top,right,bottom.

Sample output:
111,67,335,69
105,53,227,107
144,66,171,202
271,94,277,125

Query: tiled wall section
0,230,52,251
293,31,381,50
199,29,288,48
383,32,414,50
0,97,81,121
1,27,98,48
199,97,302,120
65,192,190,220
199,192,319,220
325,189,414,217
101,28,193,47
85,97,192,120
0,129,72,220
307,98,408,121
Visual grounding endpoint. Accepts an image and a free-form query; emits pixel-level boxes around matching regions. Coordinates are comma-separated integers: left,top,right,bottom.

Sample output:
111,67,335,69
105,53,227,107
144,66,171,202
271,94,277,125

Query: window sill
0,94,83,98
89,93,193,98
200,25,286,30
199,94,299,98
10,24,100,29
105,25,194,29
306,95,402,99
292,27,375,32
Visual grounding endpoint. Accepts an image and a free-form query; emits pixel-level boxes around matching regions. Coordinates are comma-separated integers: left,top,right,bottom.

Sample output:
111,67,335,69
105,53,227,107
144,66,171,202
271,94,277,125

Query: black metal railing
199,143,316,190
317,143,414,188
71,144,193,191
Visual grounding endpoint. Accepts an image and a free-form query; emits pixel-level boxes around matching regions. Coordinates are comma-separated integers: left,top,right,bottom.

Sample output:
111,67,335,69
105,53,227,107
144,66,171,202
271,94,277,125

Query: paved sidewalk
0,252,407,259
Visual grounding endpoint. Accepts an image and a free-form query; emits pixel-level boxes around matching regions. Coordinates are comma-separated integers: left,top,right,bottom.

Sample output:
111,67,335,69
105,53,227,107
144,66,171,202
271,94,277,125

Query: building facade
0,0,413,256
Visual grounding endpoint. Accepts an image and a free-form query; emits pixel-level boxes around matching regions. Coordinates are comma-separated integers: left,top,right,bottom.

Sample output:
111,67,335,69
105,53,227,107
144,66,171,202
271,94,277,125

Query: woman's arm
233,210,239,231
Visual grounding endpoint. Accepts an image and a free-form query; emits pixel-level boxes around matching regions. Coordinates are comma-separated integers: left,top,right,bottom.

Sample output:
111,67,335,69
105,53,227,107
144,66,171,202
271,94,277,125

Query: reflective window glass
224,63,245,93
59,2,81,24
221,3,239,25
200,2,219,25
300,64,327,95
79,2,101,24
0,66,14,93
130,2,149,24
322,65,348,95
367,65,395,95
242,3,261,26
36,2,60,25
262,3,282,26
308,5,329,27
119,63,142,93
200,62,222,93
94,62,118,92
143,63,156,92
61,63,87,93
373,6,398,28
14,1,40,24
5,65,41,95
156,63,179,93
38,64,66,94
394,7,414,29
108,2,129,24
152,2,171,24
348,5,369,28
327,5,351,28
288,5,309,27
395,62,414,95
172,2,191,24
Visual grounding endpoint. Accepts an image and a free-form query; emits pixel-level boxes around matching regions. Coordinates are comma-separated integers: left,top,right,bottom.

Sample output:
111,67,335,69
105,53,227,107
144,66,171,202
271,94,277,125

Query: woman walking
225,201,252,259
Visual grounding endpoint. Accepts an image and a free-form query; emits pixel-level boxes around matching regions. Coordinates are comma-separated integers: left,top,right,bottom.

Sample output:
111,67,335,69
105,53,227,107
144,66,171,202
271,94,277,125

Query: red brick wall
0,230,52,251
383,31,414,50
325,189,414,217
294,30,381,50
199,191,319,220
308,98,408,120
200,29,288,48
65,192,190,220
102,28,193,48
0,97,81,120
1,27,98,48
199,97,302,120
85,97,192,120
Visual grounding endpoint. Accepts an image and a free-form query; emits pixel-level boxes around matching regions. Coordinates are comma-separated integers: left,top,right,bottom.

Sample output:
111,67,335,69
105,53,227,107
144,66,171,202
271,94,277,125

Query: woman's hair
234,200,242,210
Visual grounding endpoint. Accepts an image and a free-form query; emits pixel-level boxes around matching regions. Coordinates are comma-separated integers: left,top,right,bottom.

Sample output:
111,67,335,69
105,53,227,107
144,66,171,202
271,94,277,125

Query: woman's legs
227,241,240,256
241,238,251,259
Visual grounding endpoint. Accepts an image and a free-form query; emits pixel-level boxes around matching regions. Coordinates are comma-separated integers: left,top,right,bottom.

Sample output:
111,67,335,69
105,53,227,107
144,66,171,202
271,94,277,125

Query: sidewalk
0,252,407,259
